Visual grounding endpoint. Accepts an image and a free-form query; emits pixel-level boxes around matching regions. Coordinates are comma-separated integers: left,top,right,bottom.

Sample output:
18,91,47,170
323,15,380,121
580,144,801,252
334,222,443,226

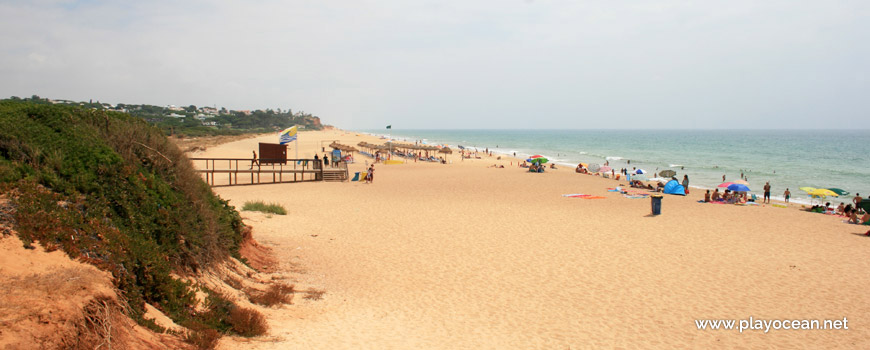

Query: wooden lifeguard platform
189,158,348,186
190,142,348,187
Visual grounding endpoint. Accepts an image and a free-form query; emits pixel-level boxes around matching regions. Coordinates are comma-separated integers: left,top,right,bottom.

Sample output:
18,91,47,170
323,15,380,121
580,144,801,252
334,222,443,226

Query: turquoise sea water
359,129,870,205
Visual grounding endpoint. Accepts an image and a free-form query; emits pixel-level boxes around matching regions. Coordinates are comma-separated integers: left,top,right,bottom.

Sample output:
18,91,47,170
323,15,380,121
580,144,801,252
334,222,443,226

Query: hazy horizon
1,0,867,130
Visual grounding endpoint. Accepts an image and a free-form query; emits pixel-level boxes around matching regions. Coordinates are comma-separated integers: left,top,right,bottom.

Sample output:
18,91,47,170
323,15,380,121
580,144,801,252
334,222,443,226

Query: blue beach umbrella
635,169,647,175
727,184,751,192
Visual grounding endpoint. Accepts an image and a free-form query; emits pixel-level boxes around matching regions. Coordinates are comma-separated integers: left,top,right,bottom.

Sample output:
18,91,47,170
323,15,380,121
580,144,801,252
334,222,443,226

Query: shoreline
358,130,822,208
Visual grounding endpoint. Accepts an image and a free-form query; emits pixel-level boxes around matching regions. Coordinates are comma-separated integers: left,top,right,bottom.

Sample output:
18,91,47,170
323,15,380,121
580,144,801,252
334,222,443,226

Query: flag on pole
279,126,297,144
386,125,391,129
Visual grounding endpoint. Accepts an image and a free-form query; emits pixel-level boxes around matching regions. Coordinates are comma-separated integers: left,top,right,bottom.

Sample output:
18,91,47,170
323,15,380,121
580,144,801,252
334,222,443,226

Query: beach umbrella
732,179,750,185
827,188,850,196
439,147,453,155
634,169,647,175
808,189,838,198
718,182,735,188
587,163,601,172
531,155,544,158
800,187,817,193
727,184,751,192
531,157,549,164
599,166,612,173
659,170,676,177
458,145,465,150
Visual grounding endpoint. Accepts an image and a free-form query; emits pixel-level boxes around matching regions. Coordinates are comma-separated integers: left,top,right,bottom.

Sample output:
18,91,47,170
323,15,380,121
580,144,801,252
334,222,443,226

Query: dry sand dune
202,131,870,349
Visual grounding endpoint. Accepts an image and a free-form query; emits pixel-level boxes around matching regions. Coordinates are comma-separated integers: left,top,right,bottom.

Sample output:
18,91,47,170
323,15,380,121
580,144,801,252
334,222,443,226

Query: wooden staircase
322,170,347,182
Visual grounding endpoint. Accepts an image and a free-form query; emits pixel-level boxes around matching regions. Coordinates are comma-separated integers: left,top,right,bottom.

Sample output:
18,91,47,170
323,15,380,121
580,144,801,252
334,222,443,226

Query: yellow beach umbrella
732,179,750,185
808,189,838,198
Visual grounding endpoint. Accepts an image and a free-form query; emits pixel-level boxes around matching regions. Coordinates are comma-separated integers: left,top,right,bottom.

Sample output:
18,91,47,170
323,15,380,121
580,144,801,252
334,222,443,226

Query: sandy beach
193,130,870,349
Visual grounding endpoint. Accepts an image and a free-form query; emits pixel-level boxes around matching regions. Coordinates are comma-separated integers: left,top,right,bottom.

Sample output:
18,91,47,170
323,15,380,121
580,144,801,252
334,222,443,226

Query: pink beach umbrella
599,166,612,173
717,182,735,188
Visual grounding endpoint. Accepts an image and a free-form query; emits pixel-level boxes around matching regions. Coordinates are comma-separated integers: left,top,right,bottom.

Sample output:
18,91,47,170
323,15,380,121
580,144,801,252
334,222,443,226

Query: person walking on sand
784,188,791,203
763,182,771,204
249,150,259,170
722,174,726,182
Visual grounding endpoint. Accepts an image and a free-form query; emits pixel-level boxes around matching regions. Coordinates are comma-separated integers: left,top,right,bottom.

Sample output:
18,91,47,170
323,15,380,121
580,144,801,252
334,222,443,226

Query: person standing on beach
855,194,863,209
784,188,791,203
763,182,771,204
682,175,689,190
722,174,726,182
366,164,375,183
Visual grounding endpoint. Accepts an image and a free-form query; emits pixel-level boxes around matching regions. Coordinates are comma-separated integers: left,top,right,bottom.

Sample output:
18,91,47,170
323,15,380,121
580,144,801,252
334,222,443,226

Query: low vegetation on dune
0,100,271,346
242,201,288,215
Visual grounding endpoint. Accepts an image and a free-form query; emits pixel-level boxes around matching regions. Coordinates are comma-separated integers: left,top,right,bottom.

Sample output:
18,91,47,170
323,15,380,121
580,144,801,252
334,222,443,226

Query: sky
1,0,868,129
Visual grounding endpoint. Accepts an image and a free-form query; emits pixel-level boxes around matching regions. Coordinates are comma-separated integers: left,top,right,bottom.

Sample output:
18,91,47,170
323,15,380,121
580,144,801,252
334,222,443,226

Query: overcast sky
1,0,867,129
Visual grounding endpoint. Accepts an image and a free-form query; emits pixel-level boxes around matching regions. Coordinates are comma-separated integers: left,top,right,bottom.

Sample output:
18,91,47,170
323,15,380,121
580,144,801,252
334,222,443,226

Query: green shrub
0,100,252,337
242,201,287,215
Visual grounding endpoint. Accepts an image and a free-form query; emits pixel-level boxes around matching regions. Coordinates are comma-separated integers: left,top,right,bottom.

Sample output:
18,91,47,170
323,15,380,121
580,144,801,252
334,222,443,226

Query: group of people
704,188,751,204
629,180,655,190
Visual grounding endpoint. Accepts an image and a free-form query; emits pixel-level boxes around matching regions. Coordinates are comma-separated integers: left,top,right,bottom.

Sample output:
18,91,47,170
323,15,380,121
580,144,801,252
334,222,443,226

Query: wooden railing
189,158,346,186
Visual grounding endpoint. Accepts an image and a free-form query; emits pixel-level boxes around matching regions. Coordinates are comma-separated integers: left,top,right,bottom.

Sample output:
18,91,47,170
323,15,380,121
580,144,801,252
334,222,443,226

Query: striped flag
279,125,297,144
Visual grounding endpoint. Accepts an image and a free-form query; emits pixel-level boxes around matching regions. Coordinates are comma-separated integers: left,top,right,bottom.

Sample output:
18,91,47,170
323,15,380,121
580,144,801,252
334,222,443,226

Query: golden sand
200,130,870,349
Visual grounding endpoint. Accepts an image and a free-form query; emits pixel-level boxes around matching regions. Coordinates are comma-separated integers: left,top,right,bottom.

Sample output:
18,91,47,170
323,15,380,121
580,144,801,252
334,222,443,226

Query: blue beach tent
663,180,686,196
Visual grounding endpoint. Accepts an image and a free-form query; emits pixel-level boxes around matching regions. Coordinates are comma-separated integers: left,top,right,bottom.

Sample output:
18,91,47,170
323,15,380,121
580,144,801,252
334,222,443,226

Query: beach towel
561,194,606,199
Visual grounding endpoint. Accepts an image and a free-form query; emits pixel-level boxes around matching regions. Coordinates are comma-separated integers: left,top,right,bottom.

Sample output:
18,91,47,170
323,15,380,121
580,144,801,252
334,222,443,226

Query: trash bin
651,195,663,215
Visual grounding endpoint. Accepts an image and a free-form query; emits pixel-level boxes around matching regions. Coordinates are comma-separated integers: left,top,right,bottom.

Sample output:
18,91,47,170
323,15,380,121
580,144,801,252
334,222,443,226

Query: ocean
358,129,870,206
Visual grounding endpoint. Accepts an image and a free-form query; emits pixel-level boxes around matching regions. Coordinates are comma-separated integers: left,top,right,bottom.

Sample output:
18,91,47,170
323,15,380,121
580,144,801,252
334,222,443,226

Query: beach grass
242,201,287,215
